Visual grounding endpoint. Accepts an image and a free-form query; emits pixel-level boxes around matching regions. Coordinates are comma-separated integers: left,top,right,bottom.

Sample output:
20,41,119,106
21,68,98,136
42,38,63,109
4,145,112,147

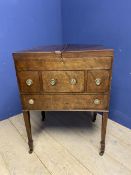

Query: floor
0,112,131,175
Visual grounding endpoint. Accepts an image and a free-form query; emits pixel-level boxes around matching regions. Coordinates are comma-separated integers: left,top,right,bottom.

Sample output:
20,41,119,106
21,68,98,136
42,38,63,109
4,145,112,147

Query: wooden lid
13,44,114,58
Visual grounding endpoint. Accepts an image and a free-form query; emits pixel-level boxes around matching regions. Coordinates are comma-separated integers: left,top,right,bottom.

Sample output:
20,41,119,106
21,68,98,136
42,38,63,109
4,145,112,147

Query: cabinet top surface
13,44,114,54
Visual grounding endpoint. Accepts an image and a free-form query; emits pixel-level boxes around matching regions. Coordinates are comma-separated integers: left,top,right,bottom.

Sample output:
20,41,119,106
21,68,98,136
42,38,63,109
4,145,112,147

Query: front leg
99,112,108,156
23,111,33,154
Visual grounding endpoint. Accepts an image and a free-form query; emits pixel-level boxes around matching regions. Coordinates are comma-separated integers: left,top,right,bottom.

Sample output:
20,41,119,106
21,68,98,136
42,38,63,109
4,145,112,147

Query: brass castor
41,111,46,121
99,151,104,156
29,149,33,154
99,141,105,156
28,140,33,154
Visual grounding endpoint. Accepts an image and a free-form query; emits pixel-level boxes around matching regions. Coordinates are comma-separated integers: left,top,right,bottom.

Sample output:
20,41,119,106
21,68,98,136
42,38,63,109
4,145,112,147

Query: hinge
55,50,61,54
55,50,64,63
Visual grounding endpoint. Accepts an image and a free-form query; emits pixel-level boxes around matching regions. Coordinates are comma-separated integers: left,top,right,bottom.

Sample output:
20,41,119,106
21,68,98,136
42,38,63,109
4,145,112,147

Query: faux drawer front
14,57,112,70
17,71,40,93
22,94,109,110
87,70,110,93
42,71,84,92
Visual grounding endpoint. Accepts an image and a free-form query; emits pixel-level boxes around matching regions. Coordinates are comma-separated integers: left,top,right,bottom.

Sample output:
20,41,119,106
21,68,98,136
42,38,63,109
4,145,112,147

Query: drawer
17,71,40,93
22,94,109,110
87,70,110,93
14,57,112,71
42,71,84,92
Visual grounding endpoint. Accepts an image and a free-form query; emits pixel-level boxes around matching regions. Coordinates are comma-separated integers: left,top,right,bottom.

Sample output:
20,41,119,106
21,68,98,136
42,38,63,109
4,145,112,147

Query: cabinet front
87,70,110,93
22,94,109,110
17,71,40,93
42,71,84,92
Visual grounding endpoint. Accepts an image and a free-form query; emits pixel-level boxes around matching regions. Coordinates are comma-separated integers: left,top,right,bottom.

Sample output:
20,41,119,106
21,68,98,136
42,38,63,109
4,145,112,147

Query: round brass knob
26,79,33,86
50,79,56,86
28,99,34,105
70,78,77,85
95,78,101,86
94,99,100,105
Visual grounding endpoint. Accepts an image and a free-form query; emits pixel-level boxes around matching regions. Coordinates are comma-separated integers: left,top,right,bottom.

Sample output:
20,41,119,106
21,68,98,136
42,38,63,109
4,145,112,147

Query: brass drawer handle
50,79,57,86
26,79,33,86
28,99,34,105
95,78,101,86
94,99,101,105
70,78,77,85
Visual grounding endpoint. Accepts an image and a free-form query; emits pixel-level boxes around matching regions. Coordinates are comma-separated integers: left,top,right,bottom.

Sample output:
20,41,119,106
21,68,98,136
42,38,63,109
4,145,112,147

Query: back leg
41,111,46,121
92,112,97,122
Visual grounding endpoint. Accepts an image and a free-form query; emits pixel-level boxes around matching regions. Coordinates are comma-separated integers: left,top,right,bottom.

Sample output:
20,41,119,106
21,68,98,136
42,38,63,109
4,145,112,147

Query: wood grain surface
87,70,111,93
17,71,40,93
13,44,114,155
21,94,109,110
42,71,84,92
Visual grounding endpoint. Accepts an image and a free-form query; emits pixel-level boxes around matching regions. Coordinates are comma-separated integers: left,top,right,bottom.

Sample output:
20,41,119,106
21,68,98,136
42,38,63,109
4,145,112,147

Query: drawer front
17,71,40,93
87,70,110,93
42,71,84,92
14,57,112,71
22,94,109,110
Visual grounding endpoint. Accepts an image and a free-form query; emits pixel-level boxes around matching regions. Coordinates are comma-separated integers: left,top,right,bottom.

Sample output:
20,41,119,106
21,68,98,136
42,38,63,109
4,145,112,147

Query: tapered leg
41,111,46,121
23,111,33,154
92,112,97,122
99,112,108,156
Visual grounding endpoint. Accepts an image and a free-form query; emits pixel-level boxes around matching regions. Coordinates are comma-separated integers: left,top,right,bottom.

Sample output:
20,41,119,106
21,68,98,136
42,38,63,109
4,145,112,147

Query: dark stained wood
13,44,114,56
87,70,111,93
17,71,41,93
13,52,62,60
14,57,112,71
23,111,33,153
13,44,65,53
12,44,114,155
21,94,109,110
13,44,113,71
63,44,113,57
42,71,84,92
99,112,108,156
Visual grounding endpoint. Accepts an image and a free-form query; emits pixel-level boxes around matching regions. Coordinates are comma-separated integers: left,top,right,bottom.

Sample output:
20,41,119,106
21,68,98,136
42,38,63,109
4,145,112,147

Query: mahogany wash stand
13,44,114,156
